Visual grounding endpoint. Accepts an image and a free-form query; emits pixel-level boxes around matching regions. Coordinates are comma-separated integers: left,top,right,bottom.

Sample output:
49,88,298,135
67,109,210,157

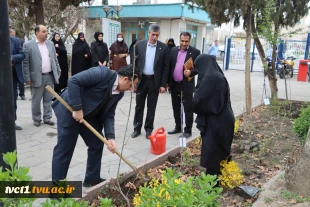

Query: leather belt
42,71,52,75
173,80,183,84
142,74,154,78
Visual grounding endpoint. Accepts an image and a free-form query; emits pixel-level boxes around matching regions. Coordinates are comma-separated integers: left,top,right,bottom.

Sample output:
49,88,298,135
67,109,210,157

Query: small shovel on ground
46,85,146,178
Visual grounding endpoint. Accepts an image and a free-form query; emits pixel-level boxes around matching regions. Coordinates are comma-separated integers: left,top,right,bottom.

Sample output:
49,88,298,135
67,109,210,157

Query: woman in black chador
51,32,68,94
193,54,235,178
71,32,92,76
90,32,109,67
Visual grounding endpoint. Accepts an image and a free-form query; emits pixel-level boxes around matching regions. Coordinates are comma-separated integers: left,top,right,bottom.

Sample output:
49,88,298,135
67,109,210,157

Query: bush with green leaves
133,168,223,207
0,150,113,207
293,106,310,145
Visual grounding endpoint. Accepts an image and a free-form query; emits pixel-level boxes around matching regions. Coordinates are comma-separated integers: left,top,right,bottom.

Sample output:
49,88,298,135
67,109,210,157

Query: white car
218,45,236,57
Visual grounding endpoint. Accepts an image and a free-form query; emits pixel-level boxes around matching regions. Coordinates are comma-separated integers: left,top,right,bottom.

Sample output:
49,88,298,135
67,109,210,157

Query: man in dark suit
10,28,26,100
51,65,140,187
131,24,170,139
167,32,201,138
10,30,25,130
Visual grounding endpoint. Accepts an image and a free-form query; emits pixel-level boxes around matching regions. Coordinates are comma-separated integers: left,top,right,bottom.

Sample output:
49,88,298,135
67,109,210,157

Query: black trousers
52,116,104,184
171,81,193,134
133,76,159,132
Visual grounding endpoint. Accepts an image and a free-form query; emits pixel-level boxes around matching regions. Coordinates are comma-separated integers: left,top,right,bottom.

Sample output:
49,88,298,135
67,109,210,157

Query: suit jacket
135,39,170,90
52,66,124,138
10,36,25,83
22,39,61,87
169,45,201,95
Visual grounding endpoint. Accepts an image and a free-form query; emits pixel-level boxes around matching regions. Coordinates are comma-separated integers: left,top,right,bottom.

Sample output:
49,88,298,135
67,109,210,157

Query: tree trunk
251,13,278,100
285,127,310,196
35,0,44,25
245,5,252,115
63,20,79,42
269,43,278,99
251,14,265,62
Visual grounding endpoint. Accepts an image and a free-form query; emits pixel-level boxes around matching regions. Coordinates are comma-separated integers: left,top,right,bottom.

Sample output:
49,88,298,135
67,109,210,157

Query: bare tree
9,0,88,41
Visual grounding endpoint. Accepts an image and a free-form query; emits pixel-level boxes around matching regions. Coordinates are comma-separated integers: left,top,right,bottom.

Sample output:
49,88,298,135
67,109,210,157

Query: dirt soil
89,100,309,207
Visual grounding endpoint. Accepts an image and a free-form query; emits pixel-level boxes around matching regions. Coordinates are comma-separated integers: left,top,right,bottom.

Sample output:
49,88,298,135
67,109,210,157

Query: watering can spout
149,127,166,155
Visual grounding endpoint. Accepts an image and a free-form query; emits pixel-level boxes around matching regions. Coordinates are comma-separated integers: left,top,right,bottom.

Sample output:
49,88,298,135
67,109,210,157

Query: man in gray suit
23,25,61,127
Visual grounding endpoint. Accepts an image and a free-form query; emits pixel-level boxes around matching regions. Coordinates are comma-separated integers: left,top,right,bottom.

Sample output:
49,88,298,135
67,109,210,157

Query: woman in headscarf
90,32,109,67
109,33,129,71
51,32,68,94
71,32,92,76
129,38,138,65
193,54,235,181
167,38,176,50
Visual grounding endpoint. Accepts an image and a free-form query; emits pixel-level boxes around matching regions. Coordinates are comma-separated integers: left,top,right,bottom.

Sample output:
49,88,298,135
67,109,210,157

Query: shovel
45,85,145,178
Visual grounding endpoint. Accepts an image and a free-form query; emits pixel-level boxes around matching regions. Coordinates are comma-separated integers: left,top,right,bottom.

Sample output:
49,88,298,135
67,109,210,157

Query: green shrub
0,150,112,207
133,168,223,207
293,106,310,145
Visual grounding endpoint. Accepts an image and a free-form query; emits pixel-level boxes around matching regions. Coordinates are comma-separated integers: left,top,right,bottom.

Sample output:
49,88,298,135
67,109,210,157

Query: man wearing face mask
91,32,109,67
109,33,128,71
131,23,170,139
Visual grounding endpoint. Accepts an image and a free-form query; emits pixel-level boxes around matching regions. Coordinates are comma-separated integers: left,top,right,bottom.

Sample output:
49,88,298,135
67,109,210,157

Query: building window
187,24,198,48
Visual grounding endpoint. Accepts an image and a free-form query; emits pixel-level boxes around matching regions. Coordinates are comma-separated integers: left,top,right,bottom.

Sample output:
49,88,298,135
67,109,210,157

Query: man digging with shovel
51,65,140,187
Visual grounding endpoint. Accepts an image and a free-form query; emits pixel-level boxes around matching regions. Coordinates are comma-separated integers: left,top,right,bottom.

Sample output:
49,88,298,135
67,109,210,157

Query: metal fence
222,36,307,73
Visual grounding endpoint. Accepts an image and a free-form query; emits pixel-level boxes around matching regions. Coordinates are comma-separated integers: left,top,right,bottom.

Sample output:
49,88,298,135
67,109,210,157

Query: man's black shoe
167,128,181,134
15,124,22,130
178,133,192,139
131,130,141,138
146,131,152,139
83,178,106,188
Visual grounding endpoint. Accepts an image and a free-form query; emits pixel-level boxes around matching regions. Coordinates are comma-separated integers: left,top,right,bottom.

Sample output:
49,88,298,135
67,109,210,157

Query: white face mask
117,38,123,42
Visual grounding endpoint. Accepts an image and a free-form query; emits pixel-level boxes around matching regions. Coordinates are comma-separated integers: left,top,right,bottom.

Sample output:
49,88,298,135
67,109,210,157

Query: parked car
218,44,236,58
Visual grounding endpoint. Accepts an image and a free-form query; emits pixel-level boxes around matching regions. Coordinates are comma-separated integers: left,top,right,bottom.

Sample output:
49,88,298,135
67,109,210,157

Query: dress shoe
33,121,40,127
15,124,22,130
167,128,181,134
83,178,106,188
178,133,192,139
20,96,26,100
131,130,141,138
44,120,55,126
146,131,152,139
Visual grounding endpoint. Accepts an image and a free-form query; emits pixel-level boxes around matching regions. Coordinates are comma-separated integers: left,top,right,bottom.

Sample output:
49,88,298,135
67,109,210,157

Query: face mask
118,38,123,42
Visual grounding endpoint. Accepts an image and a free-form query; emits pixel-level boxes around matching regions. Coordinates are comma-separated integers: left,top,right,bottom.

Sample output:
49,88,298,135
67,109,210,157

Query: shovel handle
45,85,145,177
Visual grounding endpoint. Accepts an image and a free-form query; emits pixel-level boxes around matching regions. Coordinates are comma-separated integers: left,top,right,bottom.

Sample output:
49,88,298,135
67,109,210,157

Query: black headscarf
51,32,65,47
193,54,229,115
71,32,91,75
72,32,90,53
167,38,176,48
195,54,224,88
94,32,103,44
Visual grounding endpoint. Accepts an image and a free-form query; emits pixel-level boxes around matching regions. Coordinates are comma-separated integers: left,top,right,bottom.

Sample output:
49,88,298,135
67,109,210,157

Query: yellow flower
133,193,142,206
174,179,181,185
234,119,240,133
219,160,244,189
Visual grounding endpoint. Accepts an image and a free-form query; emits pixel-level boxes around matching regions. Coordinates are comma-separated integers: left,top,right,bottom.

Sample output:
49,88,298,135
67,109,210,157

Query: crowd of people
9,19,234,187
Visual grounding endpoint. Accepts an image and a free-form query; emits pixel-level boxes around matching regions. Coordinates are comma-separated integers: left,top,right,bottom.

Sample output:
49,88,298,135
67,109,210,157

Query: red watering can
149,127,166,155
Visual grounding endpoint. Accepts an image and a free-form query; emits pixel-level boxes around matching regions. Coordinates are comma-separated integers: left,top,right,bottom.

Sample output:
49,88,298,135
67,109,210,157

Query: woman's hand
55,44,59,48
84,54,88,58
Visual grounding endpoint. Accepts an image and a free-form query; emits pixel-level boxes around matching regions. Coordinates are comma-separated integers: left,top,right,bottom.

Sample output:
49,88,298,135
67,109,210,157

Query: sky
92,0,183,5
